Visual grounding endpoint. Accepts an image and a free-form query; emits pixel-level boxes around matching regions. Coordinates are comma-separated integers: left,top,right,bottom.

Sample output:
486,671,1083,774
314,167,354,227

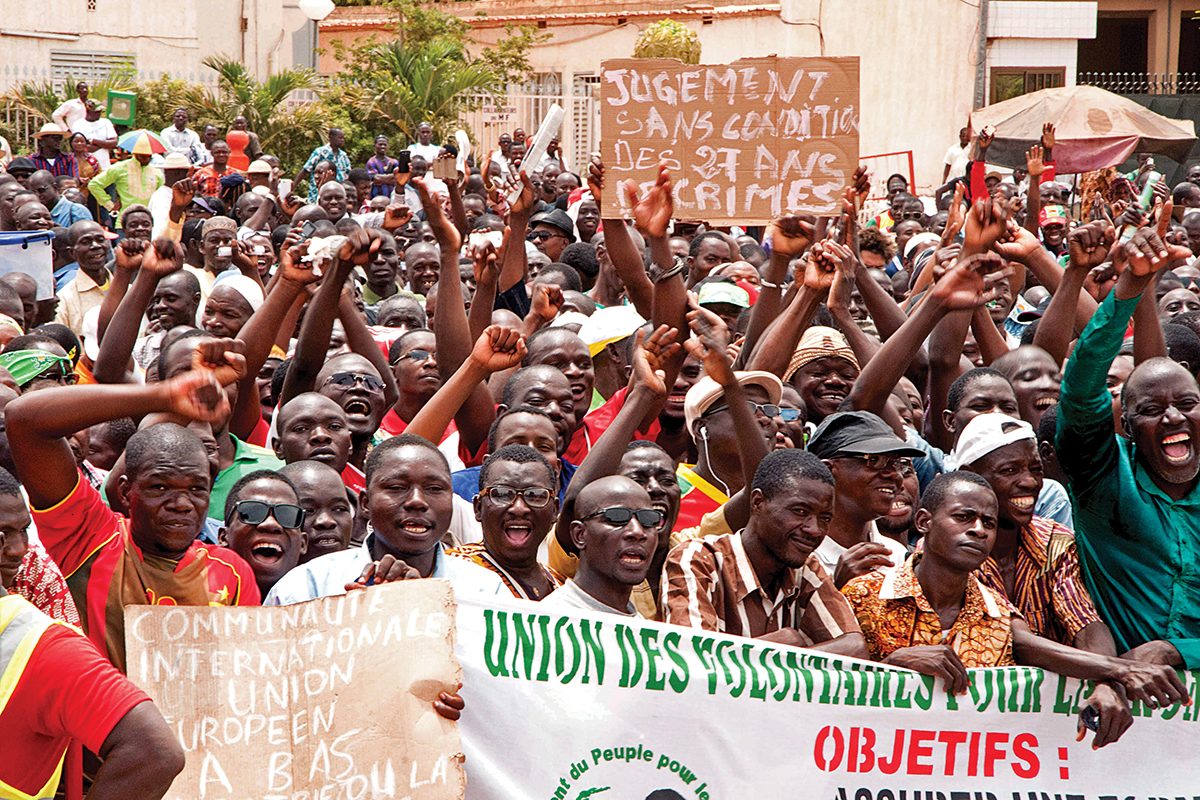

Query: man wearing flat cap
528,208,575,262
807,410,924,588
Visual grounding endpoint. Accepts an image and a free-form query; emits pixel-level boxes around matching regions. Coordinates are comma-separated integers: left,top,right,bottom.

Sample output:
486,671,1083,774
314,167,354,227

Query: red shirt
0,607,149,796
563,387,662,467
34,475,261,668
245,416,271,448
342,463,365,494
193,164,236,196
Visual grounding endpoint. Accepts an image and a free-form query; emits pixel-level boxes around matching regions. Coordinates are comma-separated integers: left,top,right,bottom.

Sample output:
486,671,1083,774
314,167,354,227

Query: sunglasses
324,372,385,392
845,454,916,476
234,500,306,529
481,486,553,508
527,230,564,243
703,402,797,420
400,350,433,363
581,506,665,529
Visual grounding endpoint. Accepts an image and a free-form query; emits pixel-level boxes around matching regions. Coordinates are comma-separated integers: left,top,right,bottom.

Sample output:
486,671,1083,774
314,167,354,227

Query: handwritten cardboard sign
599,56,859,224
125,581,464,800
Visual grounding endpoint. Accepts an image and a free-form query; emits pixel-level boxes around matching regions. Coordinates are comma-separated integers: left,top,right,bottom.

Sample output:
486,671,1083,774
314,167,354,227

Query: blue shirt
55,263,79,292
51,196,92,228
302,144,352,203
452,458,576,505
263,539,506,605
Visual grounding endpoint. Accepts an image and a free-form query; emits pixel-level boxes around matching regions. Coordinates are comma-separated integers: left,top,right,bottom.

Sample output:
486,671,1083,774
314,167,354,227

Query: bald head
575,475,651,519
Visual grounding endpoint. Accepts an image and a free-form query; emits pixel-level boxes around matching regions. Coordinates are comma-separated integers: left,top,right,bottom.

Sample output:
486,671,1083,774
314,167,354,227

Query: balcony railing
1077,72,1200,94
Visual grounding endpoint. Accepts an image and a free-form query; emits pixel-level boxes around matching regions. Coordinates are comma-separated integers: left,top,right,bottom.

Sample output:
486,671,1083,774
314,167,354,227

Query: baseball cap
1016,295,1051,323
576,305,646,356
684,370,783,436
807,411,925,460
946,412,1035,470
1039,205,1068,227
697,281,750,309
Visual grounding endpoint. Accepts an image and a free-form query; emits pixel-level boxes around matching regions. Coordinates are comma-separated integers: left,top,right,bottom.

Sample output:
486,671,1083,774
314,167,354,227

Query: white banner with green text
456,595,1200,799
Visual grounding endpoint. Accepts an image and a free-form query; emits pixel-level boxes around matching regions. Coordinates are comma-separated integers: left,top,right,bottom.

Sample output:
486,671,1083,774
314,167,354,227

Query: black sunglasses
234,500,306,529
527,230,564,243
325,372,385,392
581,506,665,528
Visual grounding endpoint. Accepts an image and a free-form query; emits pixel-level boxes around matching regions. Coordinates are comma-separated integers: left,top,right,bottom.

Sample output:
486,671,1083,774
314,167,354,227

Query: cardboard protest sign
126,581,464,800
457,594,1200,798
599,56,859,224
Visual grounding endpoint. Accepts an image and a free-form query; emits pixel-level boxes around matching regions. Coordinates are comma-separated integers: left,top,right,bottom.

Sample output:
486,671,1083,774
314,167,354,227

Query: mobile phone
253,244,267,256
1080,705,1099,732
432,156,456,180
469,230,504,250
217,246,232,258
278,178,293,196
396,151,411,174
299,221,318,243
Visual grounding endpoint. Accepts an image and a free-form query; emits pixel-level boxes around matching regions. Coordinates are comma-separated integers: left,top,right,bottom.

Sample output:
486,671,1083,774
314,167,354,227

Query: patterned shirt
30,151,79,179
11,540,81,626
367,155,399,199
193,163,236,197
446,542,565,600
302,144,352,202
663,531,862,641
973,516,1101,645
842,553,1016,667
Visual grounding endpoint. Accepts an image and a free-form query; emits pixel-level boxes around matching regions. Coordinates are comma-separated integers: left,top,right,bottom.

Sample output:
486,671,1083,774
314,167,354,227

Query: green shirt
208,435,285,521
1057,291,1200,667
88,158,163,213
362,281,400,306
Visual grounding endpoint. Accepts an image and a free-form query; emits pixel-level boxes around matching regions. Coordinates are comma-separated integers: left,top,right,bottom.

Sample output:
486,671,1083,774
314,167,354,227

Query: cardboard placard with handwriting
125,581,464,800
599,56,859,224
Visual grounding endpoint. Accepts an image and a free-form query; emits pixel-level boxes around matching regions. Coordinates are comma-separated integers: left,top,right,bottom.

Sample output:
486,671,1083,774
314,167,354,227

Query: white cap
947,412,1035,470
576,305,646,356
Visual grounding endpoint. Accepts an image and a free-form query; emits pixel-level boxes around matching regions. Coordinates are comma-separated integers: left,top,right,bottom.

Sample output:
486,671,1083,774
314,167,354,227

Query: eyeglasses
703,402,796,420
581,506,665,529
844,454,916,476
401,350,433,362
480,486,553,508
28,367,76,387
527,230,564,243
324,372,385,392
234,500,306,529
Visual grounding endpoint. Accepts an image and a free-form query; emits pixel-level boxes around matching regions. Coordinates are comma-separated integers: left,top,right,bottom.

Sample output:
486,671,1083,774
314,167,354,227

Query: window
50,50,136,84
990,67,1065,105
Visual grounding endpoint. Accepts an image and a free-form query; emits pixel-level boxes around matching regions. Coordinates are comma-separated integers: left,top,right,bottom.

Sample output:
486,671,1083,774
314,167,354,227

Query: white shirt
944,142,971,179
74,117,117,170
407,142,441,163
814,520,909,578
544,579,636,616
160,126,202,162
52,98,88,132
263,539,507,606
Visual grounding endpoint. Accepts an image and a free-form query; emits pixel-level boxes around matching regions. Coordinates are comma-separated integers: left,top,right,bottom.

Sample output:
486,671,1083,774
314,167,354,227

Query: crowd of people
2,94,1200,796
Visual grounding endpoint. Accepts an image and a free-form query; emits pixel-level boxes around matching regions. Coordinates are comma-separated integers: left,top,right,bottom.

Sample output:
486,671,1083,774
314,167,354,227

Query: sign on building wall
599,56,860,224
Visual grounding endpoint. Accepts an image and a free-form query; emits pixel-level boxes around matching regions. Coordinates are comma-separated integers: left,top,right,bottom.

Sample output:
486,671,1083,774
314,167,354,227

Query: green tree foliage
325,0,545,162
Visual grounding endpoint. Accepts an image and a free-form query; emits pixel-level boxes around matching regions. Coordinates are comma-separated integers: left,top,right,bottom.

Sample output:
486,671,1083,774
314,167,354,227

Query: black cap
807,410,925,460
6,157,36,175
529,208,576,243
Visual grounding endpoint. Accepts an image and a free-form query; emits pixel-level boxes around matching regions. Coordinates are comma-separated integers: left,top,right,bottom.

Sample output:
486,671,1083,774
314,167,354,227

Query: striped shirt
445,542,565,600
973,516,1101,645
663,531,861,641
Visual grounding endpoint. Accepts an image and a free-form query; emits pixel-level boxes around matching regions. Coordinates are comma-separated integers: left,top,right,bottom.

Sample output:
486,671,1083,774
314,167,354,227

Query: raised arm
279,230,375,405
95,238,146,348
736,215,813,368
8,349,241,509
850,253,1007,434
1023,144,1045,236
1035,220,1114,366
406,325,525,444
744,244,835,376
555,325,678,554
497,172,535,293
592,157,654,319
93,239,182,385
226,233,322,439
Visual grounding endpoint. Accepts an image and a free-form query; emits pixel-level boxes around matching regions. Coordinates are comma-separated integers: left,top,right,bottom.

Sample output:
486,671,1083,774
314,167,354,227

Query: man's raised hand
469,325,527,373
767,214,815,259
630,324,680,398
139,238,185,278
114,238,148,272
1068,219,1116,271
624,162,674,239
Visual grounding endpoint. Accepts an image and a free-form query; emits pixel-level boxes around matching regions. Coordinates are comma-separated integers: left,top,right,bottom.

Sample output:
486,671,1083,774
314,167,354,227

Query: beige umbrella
968,84,1196,173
